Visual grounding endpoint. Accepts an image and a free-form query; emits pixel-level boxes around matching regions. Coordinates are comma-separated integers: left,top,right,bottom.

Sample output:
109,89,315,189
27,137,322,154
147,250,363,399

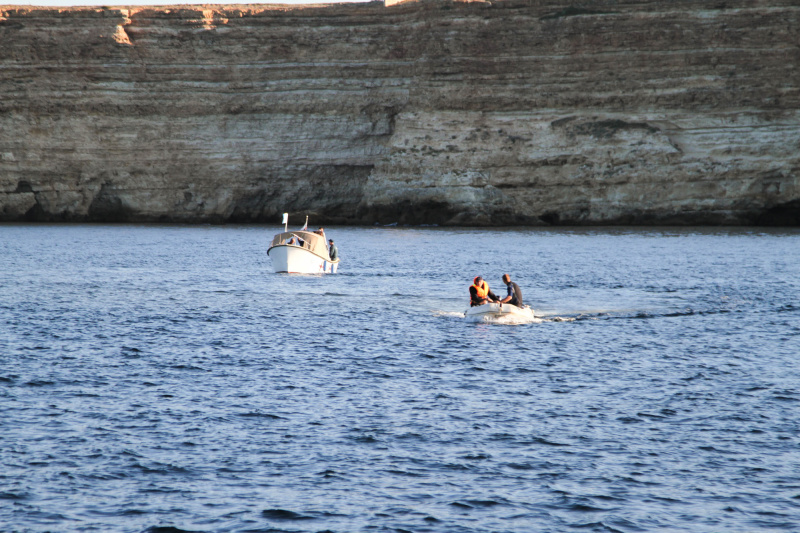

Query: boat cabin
270,230,331,259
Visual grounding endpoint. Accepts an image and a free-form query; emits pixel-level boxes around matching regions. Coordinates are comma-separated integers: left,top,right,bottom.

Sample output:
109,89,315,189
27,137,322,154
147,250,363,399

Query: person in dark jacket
499,274,523,307
328,239,338,261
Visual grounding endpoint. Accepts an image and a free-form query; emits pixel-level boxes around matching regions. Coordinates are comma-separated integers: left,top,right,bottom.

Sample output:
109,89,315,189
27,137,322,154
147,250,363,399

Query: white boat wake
465,302,535,321
432,310,469,319
466,313,542,325
432,307,578,325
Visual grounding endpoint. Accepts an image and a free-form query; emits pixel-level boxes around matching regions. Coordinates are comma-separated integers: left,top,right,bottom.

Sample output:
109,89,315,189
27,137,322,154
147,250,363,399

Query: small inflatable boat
464,302,535,320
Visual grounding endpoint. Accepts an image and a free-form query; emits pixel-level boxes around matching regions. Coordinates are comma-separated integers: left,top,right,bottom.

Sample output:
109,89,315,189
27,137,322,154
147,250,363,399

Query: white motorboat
464,302,535,321
267,215,340,274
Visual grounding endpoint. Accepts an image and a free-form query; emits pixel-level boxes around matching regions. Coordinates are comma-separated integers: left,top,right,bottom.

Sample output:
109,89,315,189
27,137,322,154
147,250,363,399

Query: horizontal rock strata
1,0,799,225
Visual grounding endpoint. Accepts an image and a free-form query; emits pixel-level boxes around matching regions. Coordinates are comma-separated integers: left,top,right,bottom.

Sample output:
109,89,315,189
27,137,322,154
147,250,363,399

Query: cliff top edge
0,0,491,12
2,0,796,16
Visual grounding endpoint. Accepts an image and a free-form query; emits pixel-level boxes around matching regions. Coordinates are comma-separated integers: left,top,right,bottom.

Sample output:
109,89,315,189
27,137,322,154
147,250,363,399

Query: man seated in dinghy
498,273,523,308
469,276,500,307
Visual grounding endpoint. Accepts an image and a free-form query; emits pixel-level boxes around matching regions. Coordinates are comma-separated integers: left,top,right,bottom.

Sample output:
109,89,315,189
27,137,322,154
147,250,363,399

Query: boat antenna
282,212,288,232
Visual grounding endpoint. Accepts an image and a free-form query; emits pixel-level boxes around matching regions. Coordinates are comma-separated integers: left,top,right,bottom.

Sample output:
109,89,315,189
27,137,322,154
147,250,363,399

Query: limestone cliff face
1,0,798,225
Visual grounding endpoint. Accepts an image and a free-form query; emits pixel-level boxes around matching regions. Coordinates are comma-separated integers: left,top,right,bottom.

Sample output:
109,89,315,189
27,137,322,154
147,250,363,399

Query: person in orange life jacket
498,273,523,307
469,276,500,307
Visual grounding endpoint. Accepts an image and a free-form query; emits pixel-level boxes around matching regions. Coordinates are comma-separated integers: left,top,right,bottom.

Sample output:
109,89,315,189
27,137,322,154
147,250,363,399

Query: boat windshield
270,231,329,257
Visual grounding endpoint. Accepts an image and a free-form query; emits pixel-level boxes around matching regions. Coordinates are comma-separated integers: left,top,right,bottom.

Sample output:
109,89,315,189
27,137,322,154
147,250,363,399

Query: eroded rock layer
1,0,799,225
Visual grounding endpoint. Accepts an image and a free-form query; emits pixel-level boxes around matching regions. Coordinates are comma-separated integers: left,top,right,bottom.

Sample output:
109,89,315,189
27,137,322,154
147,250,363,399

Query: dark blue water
2,224,800,533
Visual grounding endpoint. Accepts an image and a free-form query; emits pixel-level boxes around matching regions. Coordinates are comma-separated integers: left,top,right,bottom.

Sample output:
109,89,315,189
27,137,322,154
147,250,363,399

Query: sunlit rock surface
1,0,798,225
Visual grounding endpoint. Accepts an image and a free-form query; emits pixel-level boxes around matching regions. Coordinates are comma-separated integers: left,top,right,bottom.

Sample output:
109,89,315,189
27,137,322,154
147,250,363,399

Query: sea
2,223,799,533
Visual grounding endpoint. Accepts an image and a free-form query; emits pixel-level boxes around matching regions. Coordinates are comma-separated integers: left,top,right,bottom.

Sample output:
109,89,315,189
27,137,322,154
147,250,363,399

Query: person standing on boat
327,238,339,273
499,274,523,307
469,276,499,307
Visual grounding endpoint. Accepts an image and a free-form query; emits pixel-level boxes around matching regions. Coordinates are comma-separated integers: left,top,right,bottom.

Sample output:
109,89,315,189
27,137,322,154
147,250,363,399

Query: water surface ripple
2,224,800,533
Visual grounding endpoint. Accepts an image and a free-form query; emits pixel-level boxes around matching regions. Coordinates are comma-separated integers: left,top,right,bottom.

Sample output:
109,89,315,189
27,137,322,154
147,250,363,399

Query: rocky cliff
1,0,798,225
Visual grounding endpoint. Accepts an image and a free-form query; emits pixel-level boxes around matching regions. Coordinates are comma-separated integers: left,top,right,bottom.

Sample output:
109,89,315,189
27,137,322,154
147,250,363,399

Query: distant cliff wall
1,0,799,225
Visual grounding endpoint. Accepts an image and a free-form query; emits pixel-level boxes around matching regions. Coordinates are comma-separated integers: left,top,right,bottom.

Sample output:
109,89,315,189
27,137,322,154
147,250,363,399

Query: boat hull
267,245,337,274
464,302,534,320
